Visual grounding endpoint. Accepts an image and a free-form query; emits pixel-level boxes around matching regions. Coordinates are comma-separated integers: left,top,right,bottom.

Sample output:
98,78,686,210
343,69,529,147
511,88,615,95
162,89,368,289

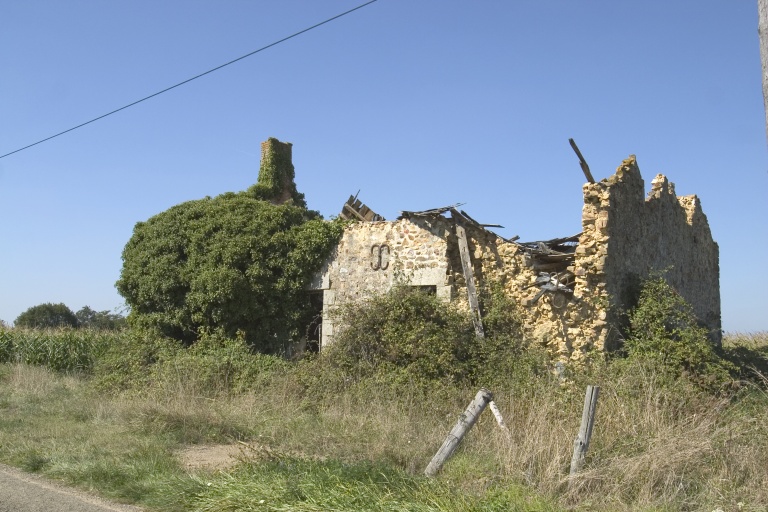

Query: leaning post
425,388,493,477
569,385,600,478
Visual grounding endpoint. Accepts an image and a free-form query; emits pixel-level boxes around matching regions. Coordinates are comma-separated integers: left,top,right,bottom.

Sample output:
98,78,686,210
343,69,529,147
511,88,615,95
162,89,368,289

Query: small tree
15,303,79,329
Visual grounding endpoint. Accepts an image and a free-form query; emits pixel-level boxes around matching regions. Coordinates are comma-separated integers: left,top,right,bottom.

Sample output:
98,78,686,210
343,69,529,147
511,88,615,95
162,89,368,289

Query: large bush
327,287,476,384
116,193,343,351
116,139,342,352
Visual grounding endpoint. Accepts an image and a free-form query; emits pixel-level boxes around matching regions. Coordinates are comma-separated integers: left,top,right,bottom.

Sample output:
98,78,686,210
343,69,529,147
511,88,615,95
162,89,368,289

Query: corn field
0,327,119,373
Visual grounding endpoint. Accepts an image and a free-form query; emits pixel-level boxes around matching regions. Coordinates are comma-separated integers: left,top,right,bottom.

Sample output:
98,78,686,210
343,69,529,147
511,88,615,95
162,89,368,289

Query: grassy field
0,328,766,511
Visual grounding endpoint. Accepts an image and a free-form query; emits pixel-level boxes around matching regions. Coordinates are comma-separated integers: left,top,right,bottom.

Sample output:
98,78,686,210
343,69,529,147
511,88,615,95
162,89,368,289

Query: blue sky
1,1,766,332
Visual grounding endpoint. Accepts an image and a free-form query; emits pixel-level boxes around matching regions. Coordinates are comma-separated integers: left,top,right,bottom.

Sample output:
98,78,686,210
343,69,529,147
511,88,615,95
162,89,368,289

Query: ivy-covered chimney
248,137,307,207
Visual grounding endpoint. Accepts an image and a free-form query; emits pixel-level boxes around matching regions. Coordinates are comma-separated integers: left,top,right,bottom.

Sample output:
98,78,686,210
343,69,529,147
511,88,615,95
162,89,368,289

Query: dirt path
0,463,142,512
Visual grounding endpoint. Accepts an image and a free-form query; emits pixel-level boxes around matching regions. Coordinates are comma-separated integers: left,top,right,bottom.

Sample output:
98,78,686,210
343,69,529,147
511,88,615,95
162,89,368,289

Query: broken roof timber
401,203,518,241
339,195,385,222
399,203,465,218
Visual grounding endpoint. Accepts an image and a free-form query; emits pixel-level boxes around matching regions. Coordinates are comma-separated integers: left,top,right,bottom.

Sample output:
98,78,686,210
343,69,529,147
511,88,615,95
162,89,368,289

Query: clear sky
1,1,766,332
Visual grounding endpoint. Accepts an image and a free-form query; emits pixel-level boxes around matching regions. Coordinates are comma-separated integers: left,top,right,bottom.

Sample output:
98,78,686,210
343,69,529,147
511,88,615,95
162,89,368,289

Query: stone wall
312,155,720,358
466,226,600,361
310,216,454,347
575,156,721,349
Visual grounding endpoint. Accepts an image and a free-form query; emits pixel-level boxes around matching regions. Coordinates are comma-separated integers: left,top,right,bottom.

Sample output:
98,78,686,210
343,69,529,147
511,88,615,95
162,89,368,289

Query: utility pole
759,0,768,143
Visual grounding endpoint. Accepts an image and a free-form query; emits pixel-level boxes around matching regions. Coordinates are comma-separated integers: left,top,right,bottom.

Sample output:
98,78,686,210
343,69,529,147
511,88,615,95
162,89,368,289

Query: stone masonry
309,153,721,360
310,215,455,346
576,156,721,350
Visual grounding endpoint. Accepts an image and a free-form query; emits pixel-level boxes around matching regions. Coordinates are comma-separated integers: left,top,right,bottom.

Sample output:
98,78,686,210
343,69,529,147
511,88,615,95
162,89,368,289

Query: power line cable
0,0,378,160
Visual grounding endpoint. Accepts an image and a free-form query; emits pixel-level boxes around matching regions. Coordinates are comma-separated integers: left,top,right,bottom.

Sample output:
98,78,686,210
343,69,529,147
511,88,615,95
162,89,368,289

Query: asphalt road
0,464,142,512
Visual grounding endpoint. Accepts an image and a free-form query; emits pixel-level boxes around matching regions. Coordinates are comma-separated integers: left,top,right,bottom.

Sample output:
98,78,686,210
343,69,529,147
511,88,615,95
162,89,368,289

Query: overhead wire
0,0,378,160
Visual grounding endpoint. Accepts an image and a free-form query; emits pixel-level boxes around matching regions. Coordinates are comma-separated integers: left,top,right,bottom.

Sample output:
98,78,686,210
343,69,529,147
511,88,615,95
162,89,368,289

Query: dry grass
479,334,768,511
105,350,768,510
116,332,768,510
1,332,767,511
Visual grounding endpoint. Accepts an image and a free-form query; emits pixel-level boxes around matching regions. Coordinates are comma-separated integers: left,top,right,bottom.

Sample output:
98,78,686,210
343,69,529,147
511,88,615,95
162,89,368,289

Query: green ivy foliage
116,192,344,351
247,138,307,207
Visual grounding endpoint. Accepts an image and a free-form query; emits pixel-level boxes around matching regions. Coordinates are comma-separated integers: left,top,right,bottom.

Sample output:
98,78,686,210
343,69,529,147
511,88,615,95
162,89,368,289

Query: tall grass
491,357,768,510
0,329,766,511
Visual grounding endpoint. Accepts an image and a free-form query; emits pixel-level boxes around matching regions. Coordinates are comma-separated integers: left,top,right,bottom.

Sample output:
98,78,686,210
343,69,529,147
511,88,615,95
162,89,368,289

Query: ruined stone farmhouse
263,138,721,361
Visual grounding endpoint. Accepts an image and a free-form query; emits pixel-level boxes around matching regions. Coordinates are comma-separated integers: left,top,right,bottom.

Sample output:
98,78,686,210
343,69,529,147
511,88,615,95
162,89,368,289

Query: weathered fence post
425,388,493,477
569,385,600,478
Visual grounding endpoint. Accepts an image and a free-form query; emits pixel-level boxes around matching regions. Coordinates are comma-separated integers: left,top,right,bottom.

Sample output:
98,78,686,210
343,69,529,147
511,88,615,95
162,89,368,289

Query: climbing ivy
117,191,343,352
247,138,307,207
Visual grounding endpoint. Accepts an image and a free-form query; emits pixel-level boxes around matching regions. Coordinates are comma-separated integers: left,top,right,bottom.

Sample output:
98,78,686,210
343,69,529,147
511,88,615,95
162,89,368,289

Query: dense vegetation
326,284,544,390
1,277,767,511
116,196,343,350
115,141,344,351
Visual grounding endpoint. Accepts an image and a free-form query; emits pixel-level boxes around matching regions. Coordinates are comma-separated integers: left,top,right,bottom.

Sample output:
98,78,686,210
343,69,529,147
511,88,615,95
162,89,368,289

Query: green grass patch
173,457,556,512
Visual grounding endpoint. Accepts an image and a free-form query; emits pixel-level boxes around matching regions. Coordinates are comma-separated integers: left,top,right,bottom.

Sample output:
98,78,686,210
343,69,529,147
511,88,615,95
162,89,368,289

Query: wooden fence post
425,388,493,477
569,385,599,478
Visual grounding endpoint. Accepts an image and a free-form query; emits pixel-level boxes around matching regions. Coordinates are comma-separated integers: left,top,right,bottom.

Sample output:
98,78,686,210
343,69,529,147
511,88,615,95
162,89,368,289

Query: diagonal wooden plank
454,222,485,338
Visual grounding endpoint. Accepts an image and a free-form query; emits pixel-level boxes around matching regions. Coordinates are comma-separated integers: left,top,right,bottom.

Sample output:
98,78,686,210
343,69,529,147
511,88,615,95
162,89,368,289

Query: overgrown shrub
148,330,290,395
91,328,181,391
472,282,547,388
117,194,344,351
326,287,476,385
624,275,734,389
326,285,539,388
116,139,344,351
91,327,288,395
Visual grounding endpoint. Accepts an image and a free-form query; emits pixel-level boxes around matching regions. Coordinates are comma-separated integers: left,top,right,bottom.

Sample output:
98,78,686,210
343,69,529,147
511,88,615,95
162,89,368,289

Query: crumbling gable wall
575,156,721,349
454,156,721,360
